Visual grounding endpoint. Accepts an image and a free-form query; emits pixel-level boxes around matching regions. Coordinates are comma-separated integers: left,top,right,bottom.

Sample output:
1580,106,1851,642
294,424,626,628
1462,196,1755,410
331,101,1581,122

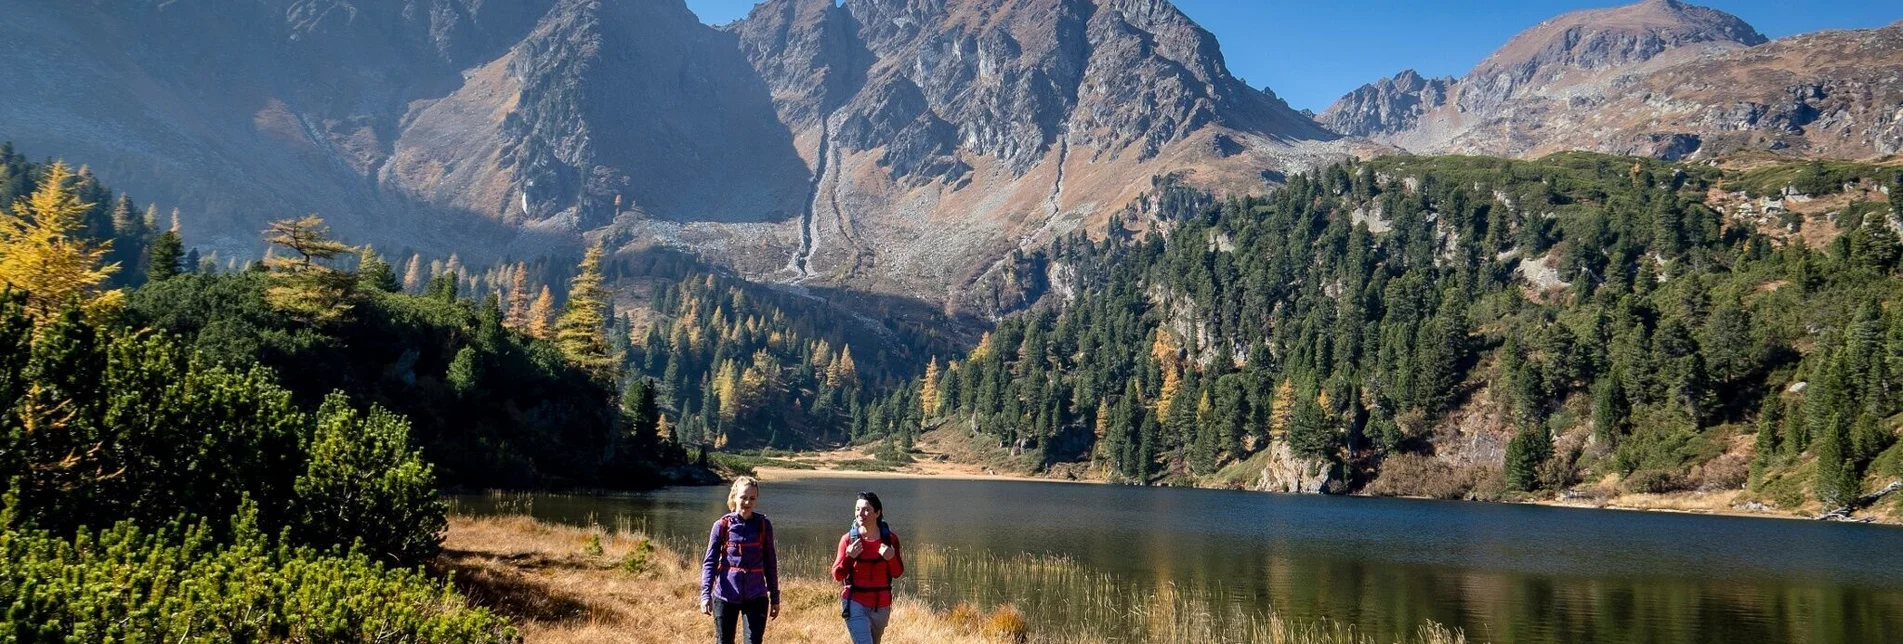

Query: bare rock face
726,0,1348,309
387,0,812,233
1252,441,1334,494
1317,70,1457,138
1322,0,1902,162
0,0,1349,305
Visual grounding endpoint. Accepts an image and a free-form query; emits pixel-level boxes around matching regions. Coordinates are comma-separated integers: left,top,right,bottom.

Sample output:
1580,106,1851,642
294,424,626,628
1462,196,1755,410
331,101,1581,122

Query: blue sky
682,0,1900,112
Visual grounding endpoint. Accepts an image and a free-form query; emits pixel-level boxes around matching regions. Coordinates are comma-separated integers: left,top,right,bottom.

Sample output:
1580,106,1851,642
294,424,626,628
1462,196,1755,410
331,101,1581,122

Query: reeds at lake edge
442,511,1467,644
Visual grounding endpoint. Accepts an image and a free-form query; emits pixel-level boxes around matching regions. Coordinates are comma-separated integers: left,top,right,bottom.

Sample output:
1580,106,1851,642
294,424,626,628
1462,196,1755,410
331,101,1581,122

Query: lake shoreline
754,464,1901,526
439,514,1016,643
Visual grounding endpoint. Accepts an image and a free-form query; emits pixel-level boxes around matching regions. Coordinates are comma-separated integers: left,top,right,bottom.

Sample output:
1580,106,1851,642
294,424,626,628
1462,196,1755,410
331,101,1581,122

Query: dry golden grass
439,515,1000,644
442,515,1471,644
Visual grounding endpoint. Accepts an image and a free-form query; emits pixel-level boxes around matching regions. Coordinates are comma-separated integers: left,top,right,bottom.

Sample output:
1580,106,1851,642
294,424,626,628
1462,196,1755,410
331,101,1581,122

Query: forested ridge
0,148,705,640
885,153,1903,514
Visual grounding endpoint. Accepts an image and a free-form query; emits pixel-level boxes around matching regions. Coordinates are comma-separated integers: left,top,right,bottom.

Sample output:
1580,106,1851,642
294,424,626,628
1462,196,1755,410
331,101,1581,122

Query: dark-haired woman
831,491,904,644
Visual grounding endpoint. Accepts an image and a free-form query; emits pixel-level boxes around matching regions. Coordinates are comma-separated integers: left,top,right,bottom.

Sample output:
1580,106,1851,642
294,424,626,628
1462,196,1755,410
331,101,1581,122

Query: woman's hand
769,604,780,620
879,542,895,560
700,598,712,615
845,538,864,558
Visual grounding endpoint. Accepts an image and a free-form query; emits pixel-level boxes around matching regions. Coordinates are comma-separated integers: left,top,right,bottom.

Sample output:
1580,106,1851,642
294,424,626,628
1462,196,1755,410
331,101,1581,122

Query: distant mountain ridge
1322,0,1903,160
0,0,1356,312
4,0,1899,310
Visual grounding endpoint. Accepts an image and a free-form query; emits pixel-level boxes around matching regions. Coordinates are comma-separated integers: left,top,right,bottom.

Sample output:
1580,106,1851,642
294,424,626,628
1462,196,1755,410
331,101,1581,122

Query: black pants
713,597,768,644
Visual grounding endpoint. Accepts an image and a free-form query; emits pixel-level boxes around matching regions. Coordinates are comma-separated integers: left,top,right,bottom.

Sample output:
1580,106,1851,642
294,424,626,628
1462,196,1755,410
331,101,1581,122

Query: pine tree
107,194,146,280
526,286,554,339
1813,414,1860,508
356,246,400,293
1753,394,1783,457
1286,388,1332,459
0,162,121,320
145,229,185,283
1190,389,1219,474
622,377,661,455
1504,426,1553,492
553,245,616,377
1890,176,1903,217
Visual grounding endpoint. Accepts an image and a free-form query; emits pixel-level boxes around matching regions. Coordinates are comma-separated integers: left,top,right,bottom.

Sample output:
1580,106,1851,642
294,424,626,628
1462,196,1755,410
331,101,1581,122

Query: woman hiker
832,491,904,644
700,476,780,644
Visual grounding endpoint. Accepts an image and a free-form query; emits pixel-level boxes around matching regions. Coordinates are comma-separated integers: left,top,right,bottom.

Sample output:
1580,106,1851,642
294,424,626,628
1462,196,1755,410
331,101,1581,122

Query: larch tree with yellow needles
0,162,122,320
261,214,356,324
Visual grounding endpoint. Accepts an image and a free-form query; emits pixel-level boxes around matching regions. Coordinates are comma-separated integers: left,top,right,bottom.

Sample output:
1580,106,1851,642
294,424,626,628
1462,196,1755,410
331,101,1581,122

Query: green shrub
0,298,444,564
0,509,517,643
621,538,655,575
1621,469,1686,494
292,394,447,565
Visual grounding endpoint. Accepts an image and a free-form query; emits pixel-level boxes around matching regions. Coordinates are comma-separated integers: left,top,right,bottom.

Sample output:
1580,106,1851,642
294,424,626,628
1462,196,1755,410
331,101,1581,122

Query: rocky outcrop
1317,70,1456,138
1320,0,1903,161
1252,442,1335,494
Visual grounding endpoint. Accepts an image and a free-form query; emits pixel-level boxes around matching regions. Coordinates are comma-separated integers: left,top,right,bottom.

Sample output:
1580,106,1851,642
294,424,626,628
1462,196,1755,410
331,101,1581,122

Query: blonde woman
700,476,780,644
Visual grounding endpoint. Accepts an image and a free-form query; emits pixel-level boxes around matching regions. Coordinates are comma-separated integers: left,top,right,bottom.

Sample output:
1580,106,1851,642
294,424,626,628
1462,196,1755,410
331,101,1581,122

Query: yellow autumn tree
920,357,942,417
827,346,859,391
524,286,555,338
655,415,673,442
1268,379,1294,438
504,262,532,331
261,214,356,324
1156,367,1182,419
552,245,616,377
0,162,122,320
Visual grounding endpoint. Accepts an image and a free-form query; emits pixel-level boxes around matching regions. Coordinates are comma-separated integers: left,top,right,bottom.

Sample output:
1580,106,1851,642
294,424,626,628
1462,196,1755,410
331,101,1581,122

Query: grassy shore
438,515,1468,644
438,515,1005,643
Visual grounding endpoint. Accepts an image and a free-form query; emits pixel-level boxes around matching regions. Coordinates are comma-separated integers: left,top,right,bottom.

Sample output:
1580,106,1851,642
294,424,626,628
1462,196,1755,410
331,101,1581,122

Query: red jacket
831,530,904,609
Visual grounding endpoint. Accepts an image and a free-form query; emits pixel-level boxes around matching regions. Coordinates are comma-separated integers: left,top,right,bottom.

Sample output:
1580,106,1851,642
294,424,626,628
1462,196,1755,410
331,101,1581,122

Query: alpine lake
451,473,1903,643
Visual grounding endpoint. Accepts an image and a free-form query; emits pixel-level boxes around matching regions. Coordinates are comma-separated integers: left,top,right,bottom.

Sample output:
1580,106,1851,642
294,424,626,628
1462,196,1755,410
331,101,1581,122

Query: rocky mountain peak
1316,70,1457,138
1460,0,1766,112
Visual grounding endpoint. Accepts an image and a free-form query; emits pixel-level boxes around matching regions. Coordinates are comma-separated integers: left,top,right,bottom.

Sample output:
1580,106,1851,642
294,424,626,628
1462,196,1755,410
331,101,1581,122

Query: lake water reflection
450,474,1903,643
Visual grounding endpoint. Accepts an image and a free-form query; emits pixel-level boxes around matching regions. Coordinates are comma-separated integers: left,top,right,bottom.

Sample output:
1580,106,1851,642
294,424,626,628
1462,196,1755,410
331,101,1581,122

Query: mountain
0,0,1354,311
721,0,1352,307
1316,70,1456,138
1323,0,1903,160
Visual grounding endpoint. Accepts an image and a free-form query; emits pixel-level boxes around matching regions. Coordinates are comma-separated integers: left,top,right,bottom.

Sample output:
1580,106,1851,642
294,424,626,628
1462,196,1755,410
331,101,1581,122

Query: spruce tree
145,229,184,282
1813,414,1860,508
356,246,400,293
1504,426,1553,492
1286,388,1332,459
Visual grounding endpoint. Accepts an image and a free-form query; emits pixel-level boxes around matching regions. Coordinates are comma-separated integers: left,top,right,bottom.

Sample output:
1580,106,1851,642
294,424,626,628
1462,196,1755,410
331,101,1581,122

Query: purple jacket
700,512,780,606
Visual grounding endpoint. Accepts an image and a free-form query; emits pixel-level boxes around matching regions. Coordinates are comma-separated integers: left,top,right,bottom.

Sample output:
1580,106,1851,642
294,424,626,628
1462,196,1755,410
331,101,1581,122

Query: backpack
846,519,892,543
840,520,894,618
715,513,769,576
